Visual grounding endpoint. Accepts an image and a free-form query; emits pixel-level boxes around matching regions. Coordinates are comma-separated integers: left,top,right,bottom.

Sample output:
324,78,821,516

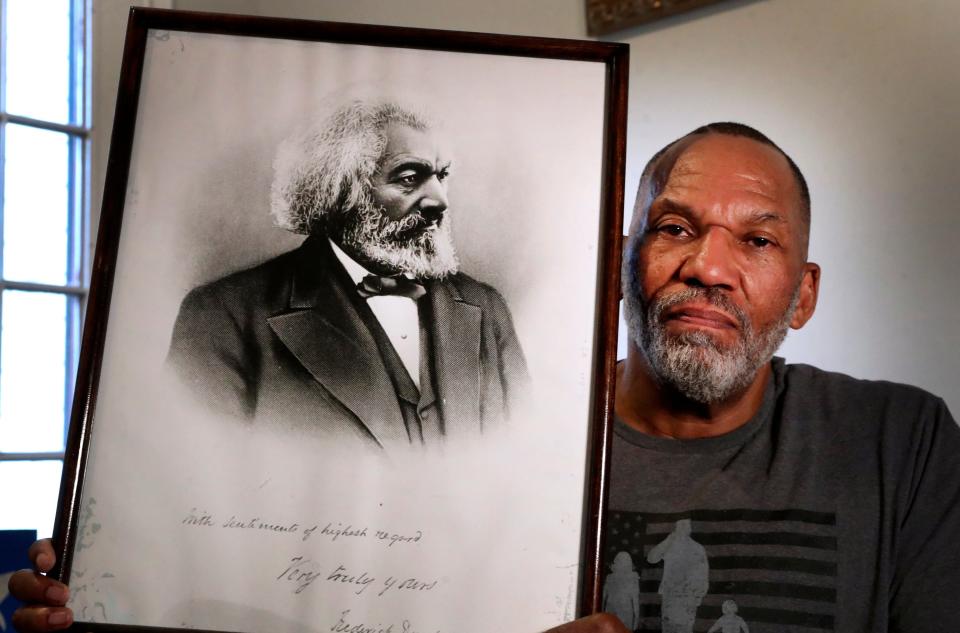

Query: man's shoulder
778,359,940,405
179,246,307,313
437,272,509,306
774,358,953,440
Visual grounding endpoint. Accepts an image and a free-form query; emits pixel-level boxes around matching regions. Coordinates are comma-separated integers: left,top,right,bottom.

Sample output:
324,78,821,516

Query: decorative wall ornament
587,0,734,36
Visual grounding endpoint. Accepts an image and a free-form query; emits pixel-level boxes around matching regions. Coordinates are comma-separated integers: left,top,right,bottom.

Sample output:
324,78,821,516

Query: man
598,123,960,632
167,97,528,449
10,123,959,632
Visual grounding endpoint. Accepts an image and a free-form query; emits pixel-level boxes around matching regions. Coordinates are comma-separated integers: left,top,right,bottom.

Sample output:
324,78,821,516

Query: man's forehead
657,134,802,213
381,123,449,166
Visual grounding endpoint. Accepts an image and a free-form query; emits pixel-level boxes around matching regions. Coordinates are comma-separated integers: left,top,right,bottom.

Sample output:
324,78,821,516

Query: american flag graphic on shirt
603,509,837,633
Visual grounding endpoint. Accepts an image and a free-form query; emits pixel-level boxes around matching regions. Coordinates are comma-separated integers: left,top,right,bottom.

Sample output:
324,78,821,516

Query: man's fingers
27,539,56,573
7,564,73,633
7,569,70,605
11,606,73,633
545,613,630,633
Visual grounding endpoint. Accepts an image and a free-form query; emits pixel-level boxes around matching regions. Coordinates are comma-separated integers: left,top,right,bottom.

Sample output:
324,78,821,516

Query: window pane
4,0,73,123
3,124,71,285
0,290,69,452
0,460,62,537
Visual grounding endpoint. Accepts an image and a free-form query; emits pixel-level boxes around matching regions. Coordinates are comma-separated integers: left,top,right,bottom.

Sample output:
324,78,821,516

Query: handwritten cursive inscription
327,565,376,595
314,523,368,542
374,530,422,547
181,509,423,547
330,609,439,633
181,508,215,527
223,516,299,533
377,575,439,598
275,558,439,599
276,556,324,594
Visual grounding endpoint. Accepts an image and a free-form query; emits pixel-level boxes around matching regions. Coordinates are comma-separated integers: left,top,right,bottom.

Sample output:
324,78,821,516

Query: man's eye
396,172,420,186
437,168,450,182
658,224,688,237
748,236,773,248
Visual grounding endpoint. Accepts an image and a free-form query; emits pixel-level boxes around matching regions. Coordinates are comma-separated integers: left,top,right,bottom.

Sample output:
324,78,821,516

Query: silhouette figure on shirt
708,599,749,633
647,519,709,633
602,551,641,630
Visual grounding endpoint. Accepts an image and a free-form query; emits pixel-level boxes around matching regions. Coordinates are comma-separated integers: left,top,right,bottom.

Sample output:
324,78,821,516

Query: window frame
0,0,91,498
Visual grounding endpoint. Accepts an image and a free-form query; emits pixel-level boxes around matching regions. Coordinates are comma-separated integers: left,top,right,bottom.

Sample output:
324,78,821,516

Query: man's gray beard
331,196,460,279
624,282,800,404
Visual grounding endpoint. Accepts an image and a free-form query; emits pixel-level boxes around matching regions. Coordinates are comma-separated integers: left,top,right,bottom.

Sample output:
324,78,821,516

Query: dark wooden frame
52,7,628,631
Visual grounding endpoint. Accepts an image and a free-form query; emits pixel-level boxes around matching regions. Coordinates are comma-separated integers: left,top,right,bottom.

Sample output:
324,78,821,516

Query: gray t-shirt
605,357,960,633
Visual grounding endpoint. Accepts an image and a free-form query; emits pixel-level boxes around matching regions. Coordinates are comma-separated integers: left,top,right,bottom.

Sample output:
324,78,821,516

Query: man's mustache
649,287,750,333
383,208,445,242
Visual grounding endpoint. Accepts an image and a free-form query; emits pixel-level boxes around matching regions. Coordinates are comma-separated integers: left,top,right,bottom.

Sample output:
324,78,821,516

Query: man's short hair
627,122,810,240
270,98,430,235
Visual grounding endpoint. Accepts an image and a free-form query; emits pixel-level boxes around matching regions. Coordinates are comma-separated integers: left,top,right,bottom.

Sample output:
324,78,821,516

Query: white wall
92,0,960,413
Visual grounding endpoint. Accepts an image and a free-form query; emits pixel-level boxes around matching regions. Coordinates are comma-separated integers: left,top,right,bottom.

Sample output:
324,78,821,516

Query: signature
330,609,439,633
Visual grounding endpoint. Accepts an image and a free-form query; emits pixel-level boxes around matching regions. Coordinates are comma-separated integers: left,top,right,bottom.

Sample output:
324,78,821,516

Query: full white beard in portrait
622,233,799,404
332,192,461,280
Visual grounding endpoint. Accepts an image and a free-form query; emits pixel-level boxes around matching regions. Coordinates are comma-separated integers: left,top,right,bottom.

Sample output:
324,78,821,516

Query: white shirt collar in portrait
328,239,422,387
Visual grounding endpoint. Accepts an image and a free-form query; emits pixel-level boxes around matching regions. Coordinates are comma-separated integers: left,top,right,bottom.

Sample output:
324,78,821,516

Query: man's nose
418,175,448,215
678,228,739,290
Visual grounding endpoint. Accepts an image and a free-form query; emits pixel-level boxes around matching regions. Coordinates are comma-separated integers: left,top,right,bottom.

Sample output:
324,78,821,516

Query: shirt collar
328,239,417,285
328,239,371,286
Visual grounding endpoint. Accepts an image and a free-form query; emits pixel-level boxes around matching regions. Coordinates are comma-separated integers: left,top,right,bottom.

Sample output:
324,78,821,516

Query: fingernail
46,585,69,604
37,553,54,571
48,610,72,626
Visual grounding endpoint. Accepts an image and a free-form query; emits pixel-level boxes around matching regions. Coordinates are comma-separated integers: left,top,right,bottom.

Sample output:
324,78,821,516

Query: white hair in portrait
270,97,431,234
269,95,460,279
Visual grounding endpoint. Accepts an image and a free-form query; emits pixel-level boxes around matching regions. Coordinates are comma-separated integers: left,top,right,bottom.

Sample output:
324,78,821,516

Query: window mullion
0,112,89,136
0,451,66,462
0,280,86,295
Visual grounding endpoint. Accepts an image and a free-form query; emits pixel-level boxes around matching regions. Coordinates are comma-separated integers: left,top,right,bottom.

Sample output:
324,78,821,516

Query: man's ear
790,263,820,329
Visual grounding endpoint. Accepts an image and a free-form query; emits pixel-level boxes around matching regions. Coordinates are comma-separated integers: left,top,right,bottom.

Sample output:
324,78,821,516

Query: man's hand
545,613,630,633
6,539,73,632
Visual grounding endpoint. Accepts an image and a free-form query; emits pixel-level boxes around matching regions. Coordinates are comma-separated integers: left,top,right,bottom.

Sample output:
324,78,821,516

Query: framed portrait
52,8,628,633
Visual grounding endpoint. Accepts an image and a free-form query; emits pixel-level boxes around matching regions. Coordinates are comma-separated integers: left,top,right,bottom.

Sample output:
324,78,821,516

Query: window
0,0,89,537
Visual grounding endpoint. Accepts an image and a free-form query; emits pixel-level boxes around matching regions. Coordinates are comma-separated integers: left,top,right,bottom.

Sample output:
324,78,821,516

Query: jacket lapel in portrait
427,279,482,434
267,238,408,447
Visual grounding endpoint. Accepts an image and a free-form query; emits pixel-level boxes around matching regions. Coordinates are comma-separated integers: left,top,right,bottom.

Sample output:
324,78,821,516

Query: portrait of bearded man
167,97,529,450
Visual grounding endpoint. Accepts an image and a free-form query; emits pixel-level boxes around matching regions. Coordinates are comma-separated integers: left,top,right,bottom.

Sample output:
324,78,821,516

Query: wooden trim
51,7,149,586
586,0,734,36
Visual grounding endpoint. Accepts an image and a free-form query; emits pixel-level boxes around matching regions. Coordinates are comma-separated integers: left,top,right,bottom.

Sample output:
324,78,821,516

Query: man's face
626,134,819,403
370,124,451,224
331,123,459,279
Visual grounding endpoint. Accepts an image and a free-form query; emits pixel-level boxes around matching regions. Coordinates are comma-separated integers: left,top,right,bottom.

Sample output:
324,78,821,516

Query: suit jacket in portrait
167,235,529,450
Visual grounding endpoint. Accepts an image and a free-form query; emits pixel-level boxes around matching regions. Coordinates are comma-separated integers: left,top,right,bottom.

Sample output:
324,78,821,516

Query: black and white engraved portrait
89,30,610,459
166,96,530,449
69,28,611,633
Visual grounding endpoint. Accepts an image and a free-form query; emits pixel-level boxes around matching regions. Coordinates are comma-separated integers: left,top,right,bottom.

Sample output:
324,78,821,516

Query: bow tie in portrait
356,274,427,300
